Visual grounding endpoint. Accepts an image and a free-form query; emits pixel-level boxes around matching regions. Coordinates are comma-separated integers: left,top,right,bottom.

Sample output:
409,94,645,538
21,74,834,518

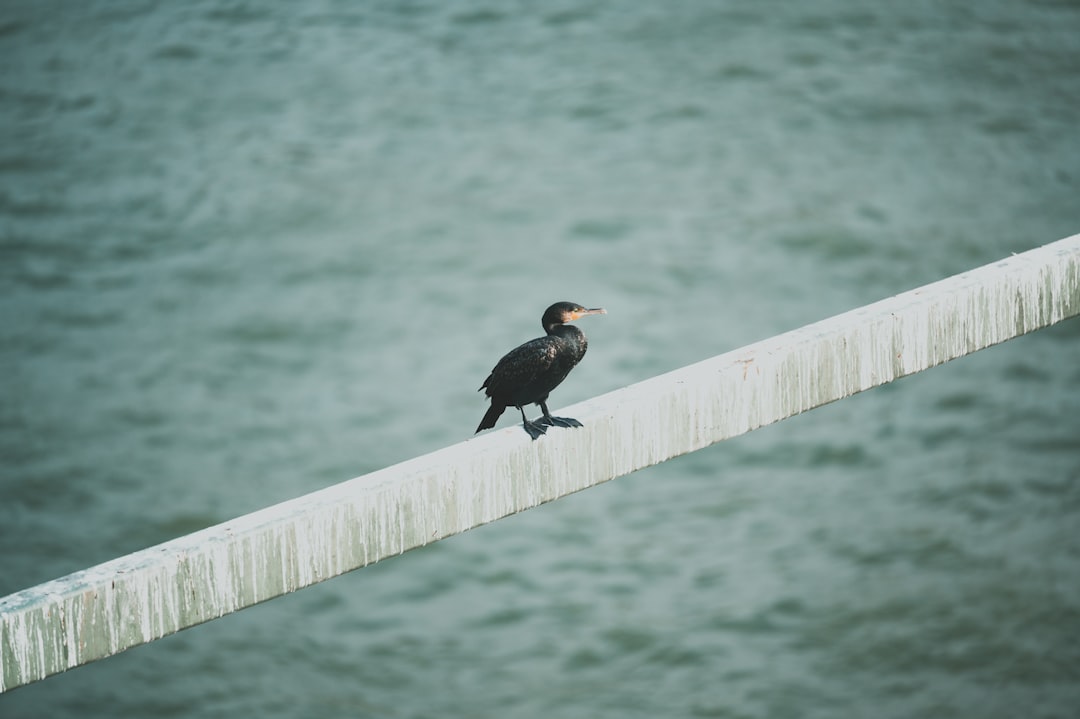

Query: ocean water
2,1,1079,717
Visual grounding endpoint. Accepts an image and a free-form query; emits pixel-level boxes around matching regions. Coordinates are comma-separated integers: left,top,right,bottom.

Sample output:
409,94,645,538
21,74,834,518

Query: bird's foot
522,419,548,440
540,415,583,429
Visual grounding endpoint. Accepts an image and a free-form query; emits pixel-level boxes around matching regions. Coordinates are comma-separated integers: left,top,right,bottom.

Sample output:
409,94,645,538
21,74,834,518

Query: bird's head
543,302,607,330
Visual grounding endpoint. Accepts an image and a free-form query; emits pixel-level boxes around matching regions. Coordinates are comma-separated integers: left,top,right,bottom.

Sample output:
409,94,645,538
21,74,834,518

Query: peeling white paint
2,234,1079,693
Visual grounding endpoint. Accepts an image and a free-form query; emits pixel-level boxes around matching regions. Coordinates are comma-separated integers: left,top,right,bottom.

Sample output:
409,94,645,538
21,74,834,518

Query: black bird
476,301,606,439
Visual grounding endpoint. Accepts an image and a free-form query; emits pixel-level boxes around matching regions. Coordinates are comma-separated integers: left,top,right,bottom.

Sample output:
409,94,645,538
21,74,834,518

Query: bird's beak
572,308,607,320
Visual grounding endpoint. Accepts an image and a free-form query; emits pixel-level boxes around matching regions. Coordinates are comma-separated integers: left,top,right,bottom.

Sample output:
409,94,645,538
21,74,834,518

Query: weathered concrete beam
3,233,1079,692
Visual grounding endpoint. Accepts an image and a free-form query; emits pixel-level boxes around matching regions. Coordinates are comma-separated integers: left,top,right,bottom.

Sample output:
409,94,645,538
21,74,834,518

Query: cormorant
476,301,606,440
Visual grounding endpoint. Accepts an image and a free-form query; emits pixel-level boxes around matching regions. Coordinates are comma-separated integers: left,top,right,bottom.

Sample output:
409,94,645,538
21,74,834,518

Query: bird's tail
476,403,506,433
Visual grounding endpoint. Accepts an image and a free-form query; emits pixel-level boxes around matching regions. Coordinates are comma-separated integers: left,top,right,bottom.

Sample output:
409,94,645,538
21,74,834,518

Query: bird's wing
481,336,559,398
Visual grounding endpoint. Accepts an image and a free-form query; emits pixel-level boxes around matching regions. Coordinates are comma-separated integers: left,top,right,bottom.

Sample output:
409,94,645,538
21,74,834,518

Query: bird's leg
518,406,548,440
538,401,583,429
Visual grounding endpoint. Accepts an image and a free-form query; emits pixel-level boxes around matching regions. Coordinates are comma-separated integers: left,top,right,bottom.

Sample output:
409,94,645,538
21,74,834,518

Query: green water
2,1,1079,717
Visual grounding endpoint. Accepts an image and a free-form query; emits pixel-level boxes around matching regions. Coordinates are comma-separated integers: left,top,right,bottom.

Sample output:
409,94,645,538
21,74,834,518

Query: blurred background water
2,1,1079,716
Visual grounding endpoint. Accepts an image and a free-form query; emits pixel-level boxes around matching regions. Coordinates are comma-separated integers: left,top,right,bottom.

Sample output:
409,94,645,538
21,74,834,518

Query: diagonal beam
3,233,1079,692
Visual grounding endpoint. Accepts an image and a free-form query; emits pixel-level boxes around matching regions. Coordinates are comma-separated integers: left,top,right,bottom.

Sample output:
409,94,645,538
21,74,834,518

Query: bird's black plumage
476,301,606,439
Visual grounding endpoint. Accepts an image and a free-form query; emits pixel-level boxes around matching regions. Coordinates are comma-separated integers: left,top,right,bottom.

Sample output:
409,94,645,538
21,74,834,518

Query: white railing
2,233,1078,693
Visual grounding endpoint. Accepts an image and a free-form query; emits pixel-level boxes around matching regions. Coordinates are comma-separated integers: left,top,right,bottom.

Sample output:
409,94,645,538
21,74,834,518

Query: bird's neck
547,323,586,346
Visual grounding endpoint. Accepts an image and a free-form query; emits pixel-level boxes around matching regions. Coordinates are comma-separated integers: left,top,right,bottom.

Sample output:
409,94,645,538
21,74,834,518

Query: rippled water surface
2,1,1079,717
